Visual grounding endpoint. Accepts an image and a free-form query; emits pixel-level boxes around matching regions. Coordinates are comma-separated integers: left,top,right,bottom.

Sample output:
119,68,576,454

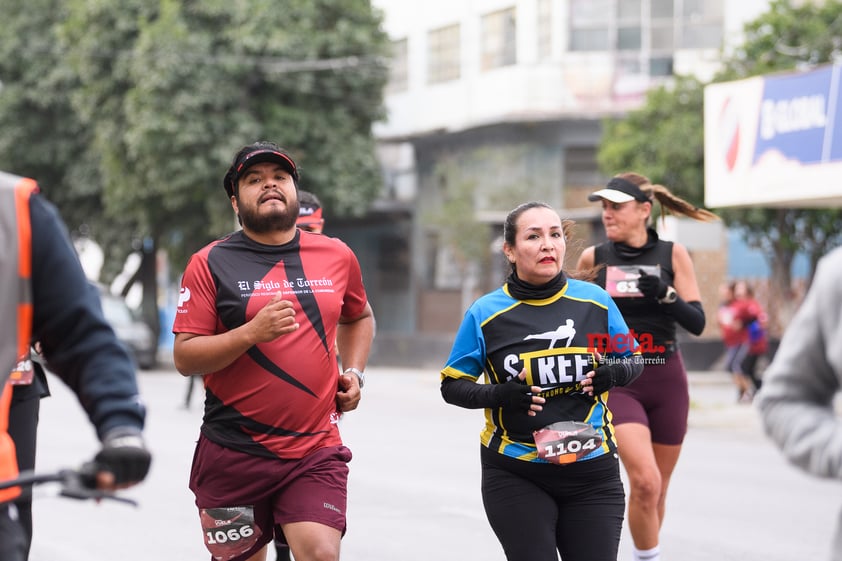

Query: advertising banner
704,63,842,207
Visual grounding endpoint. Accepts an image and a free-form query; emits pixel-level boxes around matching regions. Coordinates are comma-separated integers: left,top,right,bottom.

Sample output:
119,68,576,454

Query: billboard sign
704,64,842,207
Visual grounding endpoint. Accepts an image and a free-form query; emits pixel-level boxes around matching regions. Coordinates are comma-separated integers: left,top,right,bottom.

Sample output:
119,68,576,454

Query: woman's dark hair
503,201,554,247
616,172,718,223
502,201,597,281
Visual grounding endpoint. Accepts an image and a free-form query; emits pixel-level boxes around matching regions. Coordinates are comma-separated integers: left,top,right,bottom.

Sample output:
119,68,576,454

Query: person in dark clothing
275,189,325,561
577,172,718,561
7,358,49,560
1,171,152,561
295,190,325,234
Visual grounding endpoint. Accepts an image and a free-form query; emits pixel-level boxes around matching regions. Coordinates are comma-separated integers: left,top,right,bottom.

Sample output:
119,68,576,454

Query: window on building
617,55,643,76
569,0,723,73
386,38,409,93
650,22,674,50
617,0,642,51
428,24,461,84
680,23,723,49
684,0,724,21
650,56,674,76
617,27,642,50
481,7,517,70
570,28,611,51
651,0,674,18
536,0,553,59
570,0,611,51
618,0,642,19
565,147,601,187
681,0,723,48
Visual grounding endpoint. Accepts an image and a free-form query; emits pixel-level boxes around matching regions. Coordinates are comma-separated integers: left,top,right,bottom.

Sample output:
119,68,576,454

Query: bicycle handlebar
0,463,138,506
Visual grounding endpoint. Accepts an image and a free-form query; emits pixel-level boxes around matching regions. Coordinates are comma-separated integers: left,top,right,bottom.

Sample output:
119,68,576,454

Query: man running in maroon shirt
173,142,375,561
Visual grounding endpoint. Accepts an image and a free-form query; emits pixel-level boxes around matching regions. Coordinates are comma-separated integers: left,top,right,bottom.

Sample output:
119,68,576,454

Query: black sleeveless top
593,228,676,346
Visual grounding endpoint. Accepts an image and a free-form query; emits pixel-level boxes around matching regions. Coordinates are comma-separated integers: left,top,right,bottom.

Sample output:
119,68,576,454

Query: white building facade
355,0,775,365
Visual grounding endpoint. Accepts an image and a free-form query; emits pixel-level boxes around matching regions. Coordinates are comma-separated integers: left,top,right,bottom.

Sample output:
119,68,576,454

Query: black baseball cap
223,142,299,198
588,177,650,204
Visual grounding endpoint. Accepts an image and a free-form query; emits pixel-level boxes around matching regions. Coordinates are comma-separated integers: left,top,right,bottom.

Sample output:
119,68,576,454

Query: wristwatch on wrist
658,286,678,304
344,367,365,389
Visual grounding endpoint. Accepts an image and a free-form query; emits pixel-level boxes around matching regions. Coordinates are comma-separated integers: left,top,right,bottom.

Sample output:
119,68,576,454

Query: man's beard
238,197,300,234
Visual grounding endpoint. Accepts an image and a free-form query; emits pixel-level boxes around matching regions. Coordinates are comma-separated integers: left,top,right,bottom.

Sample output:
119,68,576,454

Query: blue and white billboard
704,63,842,207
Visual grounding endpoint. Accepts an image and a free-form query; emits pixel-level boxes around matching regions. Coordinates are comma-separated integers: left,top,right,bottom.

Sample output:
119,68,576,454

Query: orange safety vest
0,171,39,502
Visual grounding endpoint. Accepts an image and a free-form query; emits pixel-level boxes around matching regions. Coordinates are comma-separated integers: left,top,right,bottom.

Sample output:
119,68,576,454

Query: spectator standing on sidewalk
733,279,768,397
756,245,842,561
717,281,753,403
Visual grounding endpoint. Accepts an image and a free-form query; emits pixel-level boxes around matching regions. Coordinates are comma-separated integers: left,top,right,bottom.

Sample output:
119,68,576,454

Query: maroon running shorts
189,434,352,561
607,351,690,446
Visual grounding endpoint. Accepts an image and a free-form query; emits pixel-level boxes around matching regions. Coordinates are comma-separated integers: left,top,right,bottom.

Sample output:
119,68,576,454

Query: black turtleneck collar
611,227,659,260
505,270,567,301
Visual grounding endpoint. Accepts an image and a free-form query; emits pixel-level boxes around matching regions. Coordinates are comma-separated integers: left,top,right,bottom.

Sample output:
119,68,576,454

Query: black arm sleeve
619,354,645,386
664,298,705,336
440,376,534,412
441,377,501,409
30,194,146,440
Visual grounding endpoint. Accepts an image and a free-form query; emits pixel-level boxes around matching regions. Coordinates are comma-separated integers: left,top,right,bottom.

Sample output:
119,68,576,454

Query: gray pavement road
26,366,841,561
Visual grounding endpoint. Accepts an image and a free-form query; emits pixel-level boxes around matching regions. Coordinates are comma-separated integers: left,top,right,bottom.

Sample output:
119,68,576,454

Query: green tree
424,156,493,312
0,0,390,338
0,0,102,229
598,75,706,205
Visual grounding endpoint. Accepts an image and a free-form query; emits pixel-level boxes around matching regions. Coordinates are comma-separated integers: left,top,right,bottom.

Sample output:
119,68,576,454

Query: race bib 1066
200,505,262,561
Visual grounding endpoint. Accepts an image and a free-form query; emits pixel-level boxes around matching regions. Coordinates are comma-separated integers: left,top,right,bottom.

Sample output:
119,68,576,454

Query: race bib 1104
533,421,604,464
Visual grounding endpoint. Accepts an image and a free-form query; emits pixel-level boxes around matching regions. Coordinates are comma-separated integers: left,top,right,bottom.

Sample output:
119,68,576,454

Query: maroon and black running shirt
173,229,368,459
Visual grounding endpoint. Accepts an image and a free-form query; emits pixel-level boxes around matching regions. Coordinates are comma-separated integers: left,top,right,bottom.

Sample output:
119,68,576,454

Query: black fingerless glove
591,355,645,394
93,427,152,485
590,363,624,394
637,269,668,300
491,378,533,412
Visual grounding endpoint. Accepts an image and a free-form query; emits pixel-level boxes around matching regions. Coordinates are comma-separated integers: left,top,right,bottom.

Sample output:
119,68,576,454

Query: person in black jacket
7,355,49,560
0,172,152,561
577,172,717,561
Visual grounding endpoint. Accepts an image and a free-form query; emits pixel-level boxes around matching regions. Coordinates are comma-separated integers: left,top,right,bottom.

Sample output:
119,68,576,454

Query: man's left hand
336,372,361,412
